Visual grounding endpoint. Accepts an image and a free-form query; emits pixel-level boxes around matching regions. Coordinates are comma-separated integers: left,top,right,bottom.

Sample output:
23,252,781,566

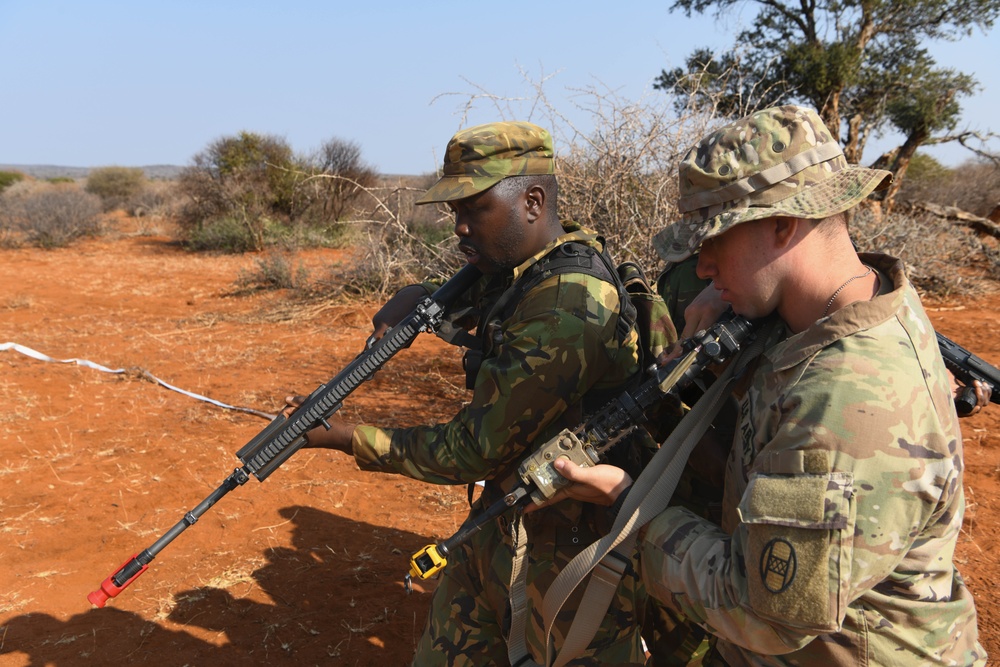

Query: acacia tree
655,0,1000,211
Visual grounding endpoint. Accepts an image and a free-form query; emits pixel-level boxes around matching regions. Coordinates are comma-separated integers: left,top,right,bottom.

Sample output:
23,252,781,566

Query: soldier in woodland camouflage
286,121,660,665
554,105,986,666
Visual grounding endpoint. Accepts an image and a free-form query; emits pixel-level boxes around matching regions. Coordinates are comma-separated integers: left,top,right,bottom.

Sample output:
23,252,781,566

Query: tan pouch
737,472,855,633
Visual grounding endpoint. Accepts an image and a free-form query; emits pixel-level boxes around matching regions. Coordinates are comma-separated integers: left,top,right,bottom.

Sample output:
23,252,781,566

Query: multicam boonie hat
416,121,555,204
653,104,892,262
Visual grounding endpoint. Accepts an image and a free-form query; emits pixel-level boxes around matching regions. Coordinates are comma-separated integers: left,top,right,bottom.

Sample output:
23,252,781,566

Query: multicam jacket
640,253,986,666
350,221,642,513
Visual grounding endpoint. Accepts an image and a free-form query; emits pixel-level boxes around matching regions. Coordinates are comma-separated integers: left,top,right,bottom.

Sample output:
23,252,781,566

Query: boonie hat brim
654,166,890,263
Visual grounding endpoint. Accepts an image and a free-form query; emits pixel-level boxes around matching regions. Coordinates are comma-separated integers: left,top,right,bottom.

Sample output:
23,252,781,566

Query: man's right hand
680,283,728,339
369,285,430,344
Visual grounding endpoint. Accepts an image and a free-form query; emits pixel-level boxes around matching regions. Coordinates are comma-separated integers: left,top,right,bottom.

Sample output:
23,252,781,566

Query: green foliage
185,216,261,253
177,131,379,253
0,170,25,193
46,177,76,184
85,166,146,210
213,131,299,215
885,66,977,138
655,0,1000,184
177,131,303,251
409,219,454,248
903,153,951,183
185,213,357,253
273,220,357,249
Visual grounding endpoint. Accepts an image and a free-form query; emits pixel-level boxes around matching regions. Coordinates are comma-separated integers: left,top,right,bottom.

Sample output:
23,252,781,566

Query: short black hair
491,174,558,215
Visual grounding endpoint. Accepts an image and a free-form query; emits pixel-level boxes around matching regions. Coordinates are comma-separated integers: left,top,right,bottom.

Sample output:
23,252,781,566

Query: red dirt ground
1,221,997,666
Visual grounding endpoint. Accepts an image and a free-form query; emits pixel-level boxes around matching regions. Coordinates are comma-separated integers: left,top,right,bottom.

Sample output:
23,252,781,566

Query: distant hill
0,164,185,181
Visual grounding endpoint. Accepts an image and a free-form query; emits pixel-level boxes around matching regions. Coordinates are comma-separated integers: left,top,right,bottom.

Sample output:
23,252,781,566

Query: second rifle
406,311,757,585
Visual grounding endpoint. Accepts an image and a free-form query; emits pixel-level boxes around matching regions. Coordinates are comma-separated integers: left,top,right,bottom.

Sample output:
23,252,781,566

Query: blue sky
1,1,997,175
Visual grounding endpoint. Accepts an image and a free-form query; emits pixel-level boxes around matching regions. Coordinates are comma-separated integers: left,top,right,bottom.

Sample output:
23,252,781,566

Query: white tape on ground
1,342,277,420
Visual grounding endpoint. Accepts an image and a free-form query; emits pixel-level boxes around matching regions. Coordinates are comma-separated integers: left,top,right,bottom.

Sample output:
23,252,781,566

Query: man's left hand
550,459,633,506
283,395,356,454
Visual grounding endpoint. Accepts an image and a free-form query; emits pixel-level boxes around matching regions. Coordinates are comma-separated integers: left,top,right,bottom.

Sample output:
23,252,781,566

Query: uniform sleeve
640,341,964,655
351,274,626,485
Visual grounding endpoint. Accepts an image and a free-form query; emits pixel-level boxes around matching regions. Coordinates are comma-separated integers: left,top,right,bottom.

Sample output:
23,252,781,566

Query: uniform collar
766,253,907,372
511,221,600,281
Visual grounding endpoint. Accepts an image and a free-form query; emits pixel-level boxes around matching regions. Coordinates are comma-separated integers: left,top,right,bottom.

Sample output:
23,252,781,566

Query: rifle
405,325,997,584
937,331,1000,416
87,264,482,608
406,312,756,585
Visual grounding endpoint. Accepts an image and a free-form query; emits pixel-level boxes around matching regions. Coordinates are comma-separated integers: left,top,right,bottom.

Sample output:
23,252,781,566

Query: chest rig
461,240,637,403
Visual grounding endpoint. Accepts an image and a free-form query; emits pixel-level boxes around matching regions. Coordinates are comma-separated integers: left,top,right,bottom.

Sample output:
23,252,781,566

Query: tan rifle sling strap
529,325,770,667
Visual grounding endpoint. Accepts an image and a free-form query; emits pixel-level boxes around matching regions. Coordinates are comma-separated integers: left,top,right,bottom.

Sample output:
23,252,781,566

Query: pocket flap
738,473,852,530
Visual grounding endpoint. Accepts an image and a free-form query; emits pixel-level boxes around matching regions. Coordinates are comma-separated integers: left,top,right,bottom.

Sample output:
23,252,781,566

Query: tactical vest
462,240,635,401
459,239,668,481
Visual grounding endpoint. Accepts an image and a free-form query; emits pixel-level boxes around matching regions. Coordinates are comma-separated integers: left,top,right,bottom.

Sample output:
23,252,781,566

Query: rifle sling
525,322,770,667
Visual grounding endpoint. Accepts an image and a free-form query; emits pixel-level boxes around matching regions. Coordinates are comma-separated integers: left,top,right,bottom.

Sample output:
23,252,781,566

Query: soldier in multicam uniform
554,104,987,666
286,121,656,666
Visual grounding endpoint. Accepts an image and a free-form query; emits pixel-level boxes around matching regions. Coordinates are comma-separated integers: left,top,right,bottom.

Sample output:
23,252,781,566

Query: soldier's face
449,187,529,274
697,218,782,319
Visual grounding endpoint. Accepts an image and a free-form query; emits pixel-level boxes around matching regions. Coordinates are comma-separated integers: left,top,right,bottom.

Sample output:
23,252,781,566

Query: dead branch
906,200,1000,240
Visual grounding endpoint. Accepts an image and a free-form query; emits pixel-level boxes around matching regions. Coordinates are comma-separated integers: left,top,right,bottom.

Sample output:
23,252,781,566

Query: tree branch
925,130,1000,166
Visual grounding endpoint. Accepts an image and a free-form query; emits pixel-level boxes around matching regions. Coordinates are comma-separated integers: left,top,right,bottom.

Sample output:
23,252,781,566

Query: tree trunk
844,113,864,164
882,130,927,215
820,93,842,142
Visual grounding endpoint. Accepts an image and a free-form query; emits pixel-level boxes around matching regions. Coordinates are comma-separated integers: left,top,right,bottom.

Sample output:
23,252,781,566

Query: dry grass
1,295,33,310
852,207,1000,297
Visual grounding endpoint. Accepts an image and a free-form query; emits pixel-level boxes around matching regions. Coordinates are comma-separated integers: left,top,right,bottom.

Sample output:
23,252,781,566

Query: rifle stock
87,264,481,607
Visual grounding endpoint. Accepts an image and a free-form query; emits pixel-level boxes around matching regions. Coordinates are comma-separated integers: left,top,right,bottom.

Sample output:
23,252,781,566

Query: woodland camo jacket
349,222,642,518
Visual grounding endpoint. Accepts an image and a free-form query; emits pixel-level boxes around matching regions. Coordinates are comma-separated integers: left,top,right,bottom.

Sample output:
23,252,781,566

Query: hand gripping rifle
406,312,756,585
937,331,1000,416
87,264,482,608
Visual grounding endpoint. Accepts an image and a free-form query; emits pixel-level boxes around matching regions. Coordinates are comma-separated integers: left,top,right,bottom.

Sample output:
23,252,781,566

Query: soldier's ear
772,216,800,249
525,184,545,223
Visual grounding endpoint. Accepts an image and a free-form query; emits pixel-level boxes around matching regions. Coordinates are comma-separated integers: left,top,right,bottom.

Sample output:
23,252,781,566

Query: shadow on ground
1,505,436,666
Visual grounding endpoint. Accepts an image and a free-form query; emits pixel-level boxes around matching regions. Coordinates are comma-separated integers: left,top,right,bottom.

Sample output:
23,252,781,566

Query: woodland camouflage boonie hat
416,121,555,204
653,104,892,262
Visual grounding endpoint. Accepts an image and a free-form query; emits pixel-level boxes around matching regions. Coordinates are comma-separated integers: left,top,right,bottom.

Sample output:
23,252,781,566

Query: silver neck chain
823,265,873,317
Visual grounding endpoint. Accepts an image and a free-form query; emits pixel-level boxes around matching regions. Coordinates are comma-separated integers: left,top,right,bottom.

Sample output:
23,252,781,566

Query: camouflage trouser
412,511,647,666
